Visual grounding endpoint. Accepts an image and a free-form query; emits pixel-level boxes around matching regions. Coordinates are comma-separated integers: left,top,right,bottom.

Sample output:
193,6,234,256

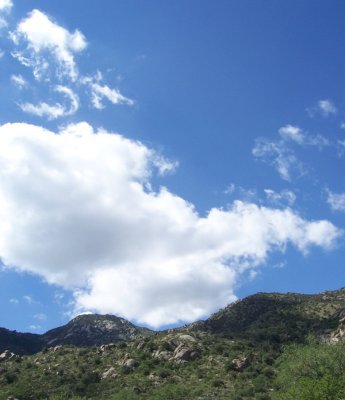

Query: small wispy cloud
307,99,337,117
327,190,345,212
29,324,42,331
0,0,13,29
34,313,47,321
264,188,296,206
10,74,27,88
252,138,304,181
19,85,79,120
253,124,330,181
9,298,19,304
279,125,305,144
224,183,256,200
9,10,133,117
82,72,134,109
279,124,330,149
23,295,34,304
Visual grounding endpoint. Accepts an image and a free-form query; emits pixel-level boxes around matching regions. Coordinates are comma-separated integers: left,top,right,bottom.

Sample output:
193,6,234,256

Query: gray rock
102,367,118,379
172,344,200,362
0,350,16,361
178,334,196,343
123,358,139,369
231,357,248,371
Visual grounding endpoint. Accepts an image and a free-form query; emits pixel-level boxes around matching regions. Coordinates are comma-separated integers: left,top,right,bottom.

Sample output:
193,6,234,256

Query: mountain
197,288,345,343
0,328,43,355
0,314,153,355
1,288,345,399
41,314,153,347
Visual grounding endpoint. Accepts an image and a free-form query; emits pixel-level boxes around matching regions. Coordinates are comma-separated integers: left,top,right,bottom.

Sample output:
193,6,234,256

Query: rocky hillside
198,288,345,343
1,288,345,399
0,314,153,355
42,314,153,347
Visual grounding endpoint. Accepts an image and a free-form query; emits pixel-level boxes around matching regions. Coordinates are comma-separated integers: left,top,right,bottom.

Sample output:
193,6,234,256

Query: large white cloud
10,9,87,81
0,122,341,327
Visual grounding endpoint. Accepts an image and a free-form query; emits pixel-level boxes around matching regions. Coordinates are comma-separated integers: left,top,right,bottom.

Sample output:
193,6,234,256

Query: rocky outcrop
0,350,17,362
102,367,118,379
171,344,200,363
231,356,248,371
42,314,153,348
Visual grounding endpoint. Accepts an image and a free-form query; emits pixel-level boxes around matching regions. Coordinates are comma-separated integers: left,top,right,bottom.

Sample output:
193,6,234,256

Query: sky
0,0,345,333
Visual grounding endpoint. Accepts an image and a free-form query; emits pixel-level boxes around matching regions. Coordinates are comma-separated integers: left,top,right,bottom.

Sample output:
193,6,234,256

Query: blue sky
0,0,345,333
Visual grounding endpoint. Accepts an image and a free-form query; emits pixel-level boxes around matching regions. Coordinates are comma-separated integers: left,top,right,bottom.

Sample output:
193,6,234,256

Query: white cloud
82,73,134,109
338,140,345,157
10,74,27,88
279,124,329,149
29,324,41,330
34,313,47,320
19,85,79,119
23,295,34,304
0,122,341,327
264,189,296,206
10,9,87,81
327,190,345,212
90,82,134,108
318,99,337,116
0,0,12,11
307,99,337,117
0,0,12,29
9,298,19,304
224,183,256,201
253,124,330,180
252,139,303,181
19,102,66,120
279,125,304,144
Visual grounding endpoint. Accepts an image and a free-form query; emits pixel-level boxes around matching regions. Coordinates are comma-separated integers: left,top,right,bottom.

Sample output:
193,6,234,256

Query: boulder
172,344,200,363
123,358,139,369
152,350,172,360
102,367,118,379
178,334,196,343
231,357,248,371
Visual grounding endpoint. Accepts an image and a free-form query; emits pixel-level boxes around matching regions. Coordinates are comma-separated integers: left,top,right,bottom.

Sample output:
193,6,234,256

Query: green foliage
1,289,345,399
273,340,345,399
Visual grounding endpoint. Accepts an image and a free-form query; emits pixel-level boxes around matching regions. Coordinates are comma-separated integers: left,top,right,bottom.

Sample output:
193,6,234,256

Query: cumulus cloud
0,122,341,327
19,85,79,119
10,9,87,81
0,0,12,11
327,190,345,212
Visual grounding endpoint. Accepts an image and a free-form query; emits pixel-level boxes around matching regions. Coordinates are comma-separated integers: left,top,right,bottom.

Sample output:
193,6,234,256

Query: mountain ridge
2,287,345,355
